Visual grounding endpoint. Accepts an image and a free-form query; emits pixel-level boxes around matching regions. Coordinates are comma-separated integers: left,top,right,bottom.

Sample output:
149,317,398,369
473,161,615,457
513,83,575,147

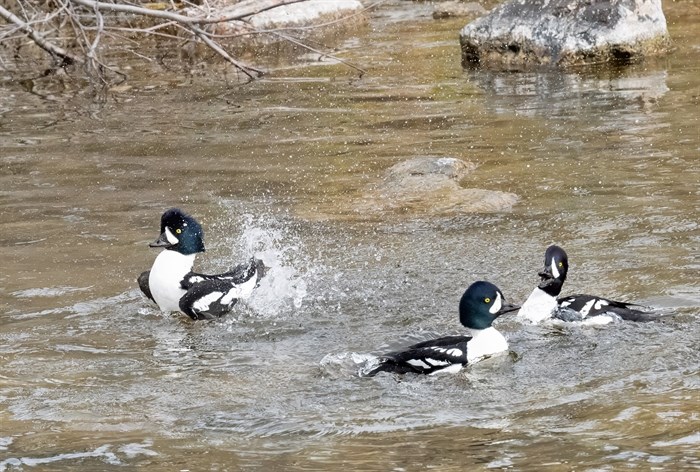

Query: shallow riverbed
1,1,699,470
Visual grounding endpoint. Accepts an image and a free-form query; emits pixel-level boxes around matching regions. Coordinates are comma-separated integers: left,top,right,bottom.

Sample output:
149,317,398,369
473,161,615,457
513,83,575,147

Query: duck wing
363,335,470,376
177,259,266,320
557,294,655,321
137,270,155,303
180,258,266,289
178,278,241,320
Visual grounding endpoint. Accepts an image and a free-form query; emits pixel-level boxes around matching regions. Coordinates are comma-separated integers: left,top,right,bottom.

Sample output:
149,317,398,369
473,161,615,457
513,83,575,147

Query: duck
517,245,653,324
361,281,519,377
137,208,265,320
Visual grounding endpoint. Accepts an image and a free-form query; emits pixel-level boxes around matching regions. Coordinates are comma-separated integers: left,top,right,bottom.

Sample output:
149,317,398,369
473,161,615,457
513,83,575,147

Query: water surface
1,1,699,470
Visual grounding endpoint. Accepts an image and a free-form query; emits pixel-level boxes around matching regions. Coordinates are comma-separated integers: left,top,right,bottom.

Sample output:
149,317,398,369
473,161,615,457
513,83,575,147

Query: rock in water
356,157,518,216
459,0,672,68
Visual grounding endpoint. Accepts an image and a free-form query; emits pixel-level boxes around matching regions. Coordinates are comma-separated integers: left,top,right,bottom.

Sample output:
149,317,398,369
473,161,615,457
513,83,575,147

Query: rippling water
1,1,699,470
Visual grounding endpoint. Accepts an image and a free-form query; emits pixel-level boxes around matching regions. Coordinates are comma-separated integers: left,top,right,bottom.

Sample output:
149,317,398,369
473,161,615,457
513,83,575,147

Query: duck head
149,208,205,255
537,245,568,296
459,281,519,330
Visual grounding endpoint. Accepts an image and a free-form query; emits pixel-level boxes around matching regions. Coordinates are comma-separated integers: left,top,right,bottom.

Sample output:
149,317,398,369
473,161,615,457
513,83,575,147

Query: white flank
149,251,196,313
407,359,431,369
582,315,614,326
446,348,463,357
579,299,596,318
489,292,502,314
466,327,508,364
193,292,223,312
517,287,558,323
164,227,179,245
429,363,464,375
425,358,450,367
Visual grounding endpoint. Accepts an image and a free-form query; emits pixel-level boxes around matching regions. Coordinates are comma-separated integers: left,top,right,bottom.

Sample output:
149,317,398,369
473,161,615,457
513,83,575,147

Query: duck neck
465,327,507,363
517,287,558,323
152,250,196,278
538,276,564,297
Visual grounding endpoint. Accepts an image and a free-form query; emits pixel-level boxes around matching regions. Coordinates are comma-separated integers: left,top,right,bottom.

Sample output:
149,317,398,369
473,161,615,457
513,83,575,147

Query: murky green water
1,1,699,470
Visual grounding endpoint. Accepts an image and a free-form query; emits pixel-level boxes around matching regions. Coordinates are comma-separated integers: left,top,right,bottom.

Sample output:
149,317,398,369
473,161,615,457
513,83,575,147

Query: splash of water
215,207,312,318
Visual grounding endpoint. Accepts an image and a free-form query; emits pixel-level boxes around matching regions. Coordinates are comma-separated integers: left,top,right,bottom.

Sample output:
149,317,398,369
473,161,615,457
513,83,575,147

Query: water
1,1,699,470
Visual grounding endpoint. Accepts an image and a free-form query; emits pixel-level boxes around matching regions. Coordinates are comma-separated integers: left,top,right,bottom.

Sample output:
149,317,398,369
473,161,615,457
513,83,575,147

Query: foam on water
319,351,380,378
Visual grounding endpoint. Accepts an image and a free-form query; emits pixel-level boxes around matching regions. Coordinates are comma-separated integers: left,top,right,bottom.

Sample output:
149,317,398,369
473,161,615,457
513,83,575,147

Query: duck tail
250,257,268,284
615,306,660,322
359,357,398,377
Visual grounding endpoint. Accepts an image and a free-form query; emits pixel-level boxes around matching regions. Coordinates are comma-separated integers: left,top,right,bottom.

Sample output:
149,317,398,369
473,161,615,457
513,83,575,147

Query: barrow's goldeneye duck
517,245,655,324
361,281,519,377
137,208,266,320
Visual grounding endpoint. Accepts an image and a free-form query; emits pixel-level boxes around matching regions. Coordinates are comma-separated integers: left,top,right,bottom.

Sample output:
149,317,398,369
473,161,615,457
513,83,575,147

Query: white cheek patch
165,227,179,245
551,259,560,279
489,292,502,314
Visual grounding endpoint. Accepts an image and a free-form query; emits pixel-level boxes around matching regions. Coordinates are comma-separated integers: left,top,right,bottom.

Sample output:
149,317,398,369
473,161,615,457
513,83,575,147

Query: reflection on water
471,66,670,121
1,1,699,470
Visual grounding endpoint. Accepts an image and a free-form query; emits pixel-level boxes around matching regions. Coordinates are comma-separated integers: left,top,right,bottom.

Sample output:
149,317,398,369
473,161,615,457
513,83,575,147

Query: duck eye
176,228,182,234
484,297,491,303
558,262,563,267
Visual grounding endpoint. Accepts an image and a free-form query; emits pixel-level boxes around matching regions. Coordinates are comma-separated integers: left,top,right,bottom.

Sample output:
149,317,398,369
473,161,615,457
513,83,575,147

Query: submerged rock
433,2,487,20
356,157,518,216
459,0,672,68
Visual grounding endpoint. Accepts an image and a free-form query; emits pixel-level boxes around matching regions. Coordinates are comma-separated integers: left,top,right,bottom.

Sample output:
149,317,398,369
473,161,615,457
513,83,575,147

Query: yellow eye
484,297,491,303
558,262,563,267
176,228,182,234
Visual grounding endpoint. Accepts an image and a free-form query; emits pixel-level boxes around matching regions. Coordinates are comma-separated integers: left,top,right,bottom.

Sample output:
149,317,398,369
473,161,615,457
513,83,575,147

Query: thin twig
271,31,365,77
87,2,104,78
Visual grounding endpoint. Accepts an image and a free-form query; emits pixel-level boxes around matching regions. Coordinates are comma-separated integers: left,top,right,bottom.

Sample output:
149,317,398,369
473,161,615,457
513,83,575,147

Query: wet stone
433,2,487,20
459,0,672,68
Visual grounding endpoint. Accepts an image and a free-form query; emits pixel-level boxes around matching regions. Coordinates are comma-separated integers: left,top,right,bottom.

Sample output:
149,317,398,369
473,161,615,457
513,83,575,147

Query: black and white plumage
362,281,519,377
518,245,654,324
137,208,266,320
556,294,652,323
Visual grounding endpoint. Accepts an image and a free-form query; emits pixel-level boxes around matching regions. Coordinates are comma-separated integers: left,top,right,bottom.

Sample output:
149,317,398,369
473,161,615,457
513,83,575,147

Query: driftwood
0,0,370,83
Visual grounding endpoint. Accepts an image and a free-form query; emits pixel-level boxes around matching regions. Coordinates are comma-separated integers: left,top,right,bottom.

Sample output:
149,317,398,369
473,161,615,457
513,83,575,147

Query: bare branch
0,4,83,65
190,25,263,80
69,0,309,25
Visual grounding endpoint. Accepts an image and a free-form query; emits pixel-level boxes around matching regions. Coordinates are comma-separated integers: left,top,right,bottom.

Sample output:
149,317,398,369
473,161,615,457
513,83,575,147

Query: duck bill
497,303,520,316
538,265,554,280
149,231,173,248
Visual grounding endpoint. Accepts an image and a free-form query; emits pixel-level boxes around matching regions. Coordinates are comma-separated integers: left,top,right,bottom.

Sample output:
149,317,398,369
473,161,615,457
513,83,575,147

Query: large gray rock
459,0,672,68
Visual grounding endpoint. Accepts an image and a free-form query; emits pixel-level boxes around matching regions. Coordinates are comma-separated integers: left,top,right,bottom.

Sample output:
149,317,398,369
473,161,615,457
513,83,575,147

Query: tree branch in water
1,0,371,83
